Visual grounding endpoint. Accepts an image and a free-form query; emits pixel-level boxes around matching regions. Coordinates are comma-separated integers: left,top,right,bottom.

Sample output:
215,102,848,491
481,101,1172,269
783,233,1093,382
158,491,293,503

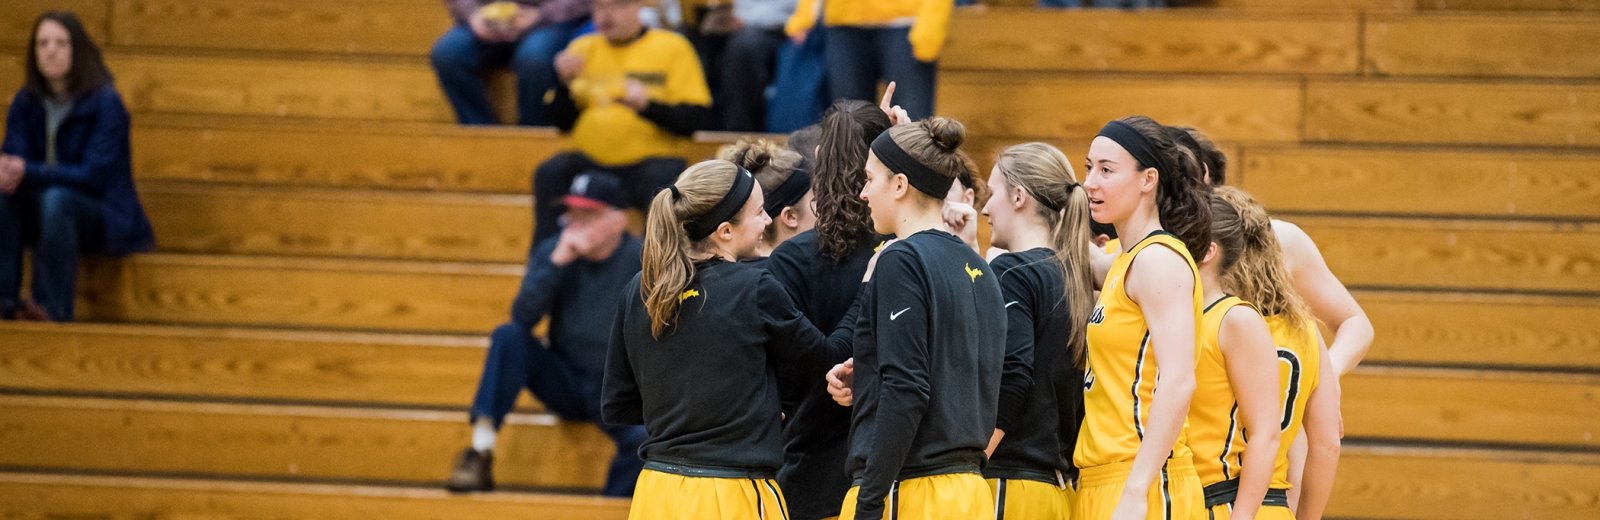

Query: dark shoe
15,301,51,322
446,448,494,492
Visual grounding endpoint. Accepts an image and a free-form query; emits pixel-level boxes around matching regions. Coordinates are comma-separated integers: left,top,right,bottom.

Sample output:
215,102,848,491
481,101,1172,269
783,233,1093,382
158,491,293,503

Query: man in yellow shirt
533,0,712,242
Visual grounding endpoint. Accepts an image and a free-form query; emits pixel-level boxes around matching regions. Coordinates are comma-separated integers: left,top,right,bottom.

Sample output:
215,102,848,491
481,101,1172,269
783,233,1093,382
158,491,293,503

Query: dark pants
714,27,786,132
532,151,684,243
0,186,102,321
823,26,937,121
430,19,590,126
470,323,647,497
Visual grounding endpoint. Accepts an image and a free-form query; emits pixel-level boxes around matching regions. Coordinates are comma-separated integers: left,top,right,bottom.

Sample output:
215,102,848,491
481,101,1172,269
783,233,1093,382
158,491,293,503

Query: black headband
762,168,811,218
682,166,756,241
871,130,950,199
1097,120,1165,175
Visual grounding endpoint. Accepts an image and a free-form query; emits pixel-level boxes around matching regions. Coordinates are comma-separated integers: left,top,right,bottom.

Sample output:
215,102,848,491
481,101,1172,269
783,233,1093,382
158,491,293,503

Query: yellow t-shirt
1266,314,1320,490
1188,295,1253,486
1075,231,1204,469
565,29,711,167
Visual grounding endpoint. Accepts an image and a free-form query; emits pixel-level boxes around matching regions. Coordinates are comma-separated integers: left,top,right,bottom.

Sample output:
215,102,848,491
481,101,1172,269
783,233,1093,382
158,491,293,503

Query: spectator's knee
37,187,83,223
430,30,474,72
489,323,526,347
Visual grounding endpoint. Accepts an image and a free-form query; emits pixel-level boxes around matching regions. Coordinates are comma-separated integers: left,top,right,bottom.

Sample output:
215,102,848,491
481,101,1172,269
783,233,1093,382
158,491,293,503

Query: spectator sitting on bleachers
695,0,798,132
0,11,154,322
431,0,594,126
532,0,712,243
447,171,647,496
785,0,954,121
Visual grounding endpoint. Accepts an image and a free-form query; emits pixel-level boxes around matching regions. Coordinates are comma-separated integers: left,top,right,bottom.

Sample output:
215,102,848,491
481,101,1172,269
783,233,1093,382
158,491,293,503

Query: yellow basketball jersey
1075,232,1204,469
1187,295,1253,486
1266,314,1320,490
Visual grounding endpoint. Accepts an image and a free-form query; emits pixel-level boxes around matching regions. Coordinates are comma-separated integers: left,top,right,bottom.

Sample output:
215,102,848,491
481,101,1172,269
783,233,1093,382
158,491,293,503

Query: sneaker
15,301,51,322
446,448,494,492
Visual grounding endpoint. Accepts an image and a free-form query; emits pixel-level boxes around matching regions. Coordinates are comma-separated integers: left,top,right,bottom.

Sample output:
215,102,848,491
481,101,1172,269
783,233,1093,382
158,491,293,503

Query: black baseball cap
561,171,626,210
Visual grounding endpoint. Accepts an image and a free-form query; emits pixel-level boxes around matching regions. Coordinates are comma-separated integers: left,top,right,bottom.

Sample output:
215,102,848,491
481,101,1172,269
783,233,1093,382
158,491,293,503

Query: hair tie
668,185,681,199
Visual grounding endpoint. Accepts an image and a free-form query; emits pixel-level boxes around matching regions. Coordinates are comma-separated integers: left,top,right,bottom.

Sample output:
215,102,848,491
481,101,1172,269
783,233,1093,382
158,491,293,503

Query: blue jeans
430,19,590,126
0,186,102,321
470,323,647,497
823,26,936,121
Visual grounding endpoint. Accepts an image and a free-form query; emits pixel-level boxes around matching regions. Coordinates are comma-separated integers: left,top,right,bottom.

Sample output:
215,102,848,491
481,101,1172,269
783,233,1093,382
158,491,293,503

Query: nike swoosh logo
1005,301,1020,308
890,307,911,320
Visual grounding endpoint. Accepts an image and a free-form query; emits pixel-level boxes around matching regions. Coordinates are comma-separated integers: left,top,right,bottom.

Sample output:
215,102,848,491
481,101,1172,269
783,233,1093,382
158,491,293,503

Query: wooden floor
1,1,1598,519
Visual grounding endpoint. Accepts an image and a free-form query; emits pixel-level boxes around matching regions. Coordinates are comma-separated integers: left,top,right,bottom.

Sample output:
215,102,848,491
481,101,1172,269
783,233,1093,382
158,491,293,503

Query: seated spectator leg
510,18,590,126
0,194,24,318
1040,0,1084,6
718,27,787,132
877,27,937,121
469,324,542,429
431,26,513,125
532,152,599,243
599,422,647,497
622,158,689,213
31,186,100,322
823,26,881,106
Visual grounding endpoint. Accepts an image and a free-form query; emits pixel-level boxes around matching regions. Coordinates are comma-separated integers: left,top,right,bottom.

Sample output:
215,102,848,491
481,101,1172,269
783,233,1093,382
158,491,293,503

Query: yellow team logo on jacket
678,288,701,303
965,263,984,282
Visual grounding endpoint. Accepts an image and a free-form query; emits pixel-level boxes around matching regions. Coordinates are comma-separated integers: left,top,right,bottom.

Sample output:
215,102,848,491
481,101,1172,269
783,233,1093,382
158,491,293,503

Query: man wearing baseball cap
449,171,645,496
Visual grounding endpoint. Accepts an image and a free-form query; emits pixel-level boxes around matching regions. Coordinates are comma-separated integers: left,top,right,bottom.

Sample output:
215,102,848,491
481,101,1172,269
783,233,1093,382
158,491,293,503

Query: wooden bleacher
1,1,1598,519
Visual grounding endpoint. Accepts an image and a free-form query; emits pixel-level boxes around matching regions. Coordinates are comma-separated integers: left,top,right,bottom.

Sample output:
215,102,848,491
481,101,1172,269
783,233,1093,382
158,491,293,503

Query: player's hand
826,358,854,406
877,82,911,125
943,202,979,251
862,238,899,282
1108,492,1149,520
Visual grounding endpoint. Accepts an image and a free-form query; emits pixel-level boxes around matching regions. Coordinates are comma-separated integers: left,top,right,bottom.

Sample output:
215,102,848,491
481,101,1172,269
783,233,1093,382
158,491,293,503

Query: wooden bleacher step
1305,79,1600,147
1328,444,1600,520
132,116,562,193
140,182,533,262
1292,216,1600,294
1240,145,1600,220
0,471,629,520
943,9,1360,75
3,322,1594,449
0,322,547,411
79,253,521,334
1342,366,1600,450
0,395,611,490
1355,290,1600,370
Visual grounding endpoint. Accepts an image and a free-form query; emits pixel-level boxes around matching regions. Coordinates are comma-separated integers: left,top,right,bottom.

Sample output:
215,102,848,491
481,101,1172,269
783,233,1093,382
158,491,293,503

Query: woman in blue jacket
1,11,154,321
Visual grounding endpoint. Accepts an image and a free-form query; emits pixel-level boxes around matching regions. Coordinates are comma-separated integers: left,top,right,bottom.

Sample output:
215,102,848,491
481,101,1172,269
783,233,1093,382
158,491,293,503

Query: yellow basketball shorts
987,477,1077,519
839,472,994,519
628,469,791,520
1076,458,1205,520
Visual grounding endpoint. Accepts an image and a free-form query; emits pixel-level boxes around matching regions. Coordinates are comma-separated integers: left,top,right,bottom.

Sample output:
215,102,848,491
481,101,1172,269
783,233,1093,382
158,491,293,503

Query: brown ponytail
640,160,747,338
994,143,1095,369
814,100,890,261
1210,186,1312,337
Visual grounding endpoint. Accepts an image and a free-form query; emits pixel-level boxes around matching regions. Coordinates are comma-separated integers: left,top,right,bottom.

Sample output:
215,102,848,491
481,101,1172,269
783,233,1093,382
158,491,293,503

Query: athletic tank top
1075,231,1204,469
1188,295,1253,485
1267,314,1320,490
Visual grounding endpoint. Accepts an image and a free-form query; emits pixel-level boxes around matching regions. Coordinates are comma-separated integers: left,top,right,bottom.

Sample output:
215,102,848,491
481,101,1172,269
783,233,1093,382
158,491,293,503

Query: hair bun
920,117,966,152
723,138,779,173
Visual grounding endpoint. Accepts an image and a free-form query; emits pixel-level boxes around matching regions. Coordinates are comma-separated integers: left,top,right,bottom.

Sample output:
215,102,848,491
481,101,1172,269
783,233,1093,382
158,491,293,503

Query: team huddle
600,95,1359,520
